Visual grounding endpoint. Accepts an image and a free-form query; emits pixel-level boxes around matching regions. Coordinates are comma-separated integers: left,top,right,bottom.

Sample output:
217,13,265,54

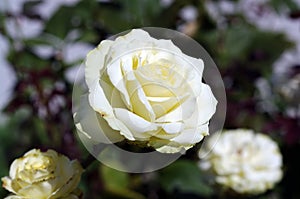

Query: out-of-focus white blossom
0,34,16,112
5,17,44,39
179,6,198,22
0,0,37,15
62,42,93,64
33,0,80,20
205,0,300,44
199,129,283,194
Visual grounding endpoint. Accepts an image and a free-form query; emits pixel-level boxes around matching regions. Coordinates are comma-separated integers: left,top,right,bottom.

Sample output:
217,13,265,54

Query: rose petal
1,177,16,194
109,29,183,64
135,70,176,97
170,123,209,144
149,123,208,153
153,39,182,54
50,160,83,198
99,78,127,109
123,71,155,121
18,181,53,198
184,56,204,82
185,83,218,127
134,58,188,98
88,80,134,140
196,83,218,124
88,79,113,114
147,95,188,119
148,138,190,153
156,95,196,123
85,40,113,89
185,57,203,96
106,59,131,108
114,108,158,140
161,122,184,134
74,94,124,143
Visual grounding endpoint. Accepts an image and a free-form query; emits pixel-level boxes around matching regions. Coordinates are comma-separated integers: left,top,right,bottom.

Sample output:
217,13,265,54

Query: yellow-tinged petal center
18,155,55,183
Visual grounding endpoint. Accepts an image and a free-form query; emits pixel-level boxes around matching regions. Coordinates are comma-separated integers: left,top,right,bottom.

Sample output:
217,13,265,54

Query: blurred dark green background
0,0,299,198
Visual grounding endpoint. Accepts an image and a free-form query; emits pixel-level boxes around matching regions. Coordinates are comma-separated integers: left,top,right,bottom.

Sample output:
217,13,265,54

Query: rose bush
75,29,217,153
1,149,83,199
199,129,283,194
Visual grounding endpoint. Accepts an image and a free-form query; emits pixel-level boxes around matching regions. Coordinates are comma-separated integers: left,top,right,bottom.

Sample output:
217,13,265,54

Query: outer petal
17,181,53,198
109,29,178,58
152,36,182,54
88,79,114,117
196,83,218,125
88,80,134,140
4,196,24,199
170,123,209,144
85,40,113,89
8,159,20,182
184,57,203,96
184,83,217,127
160,122,184,134
109,29,183,66
150,123,208,153
74,94,124,143
50,160,83,199
1,177,16,194
148,138,191,154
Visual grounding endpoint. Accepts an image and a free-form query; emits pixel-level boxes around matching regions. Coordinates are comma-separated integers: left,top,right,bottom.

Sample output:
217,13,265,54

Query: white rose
199,129,283,194
1,149,83,199
75,29,217,153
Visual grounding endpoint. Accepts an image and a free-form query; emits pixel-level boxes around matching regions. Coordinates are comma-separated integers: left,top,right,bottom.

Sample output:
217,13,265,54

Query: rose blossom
199,129,283,194
75,29,217,153
1,149,83,199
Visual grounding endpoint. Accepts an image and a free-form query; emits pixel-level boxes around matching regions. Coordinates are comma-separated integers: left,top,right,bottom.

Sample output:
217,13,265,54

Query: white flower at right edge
199,129,283,195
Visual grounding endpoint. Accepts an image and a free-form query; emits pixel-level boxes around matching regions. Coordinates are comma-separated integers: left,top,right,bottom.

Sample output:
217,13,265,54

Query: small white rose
199,129,283,194
75,29,217,153
1,149,83,199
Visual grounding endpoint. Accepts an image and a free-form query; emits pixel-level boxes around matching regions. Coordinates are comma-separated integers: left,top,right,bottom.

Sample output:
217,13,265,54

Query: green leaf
159,160,213,197
96,8,133,33
97,0,163,33
101,164,129,189
45,6,74,38
7,50,49,70
201,23,292,72
100,165,145,199
120,0,162,26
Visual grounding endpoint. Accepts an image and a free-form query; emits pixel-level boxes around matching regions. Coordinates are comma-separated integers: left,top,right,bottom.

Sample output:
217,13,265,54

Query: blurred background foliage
0,0,299,198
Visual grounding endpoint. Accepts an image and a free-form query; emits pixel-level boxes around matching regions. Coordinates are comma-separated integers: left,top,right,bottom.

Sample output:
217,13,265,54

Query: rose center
18,156,55,183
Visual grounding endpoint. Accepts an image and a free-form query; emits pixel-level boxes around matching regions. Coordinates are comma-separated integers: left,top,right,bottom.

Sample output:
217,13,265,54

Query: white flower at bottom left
1,149,84,199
